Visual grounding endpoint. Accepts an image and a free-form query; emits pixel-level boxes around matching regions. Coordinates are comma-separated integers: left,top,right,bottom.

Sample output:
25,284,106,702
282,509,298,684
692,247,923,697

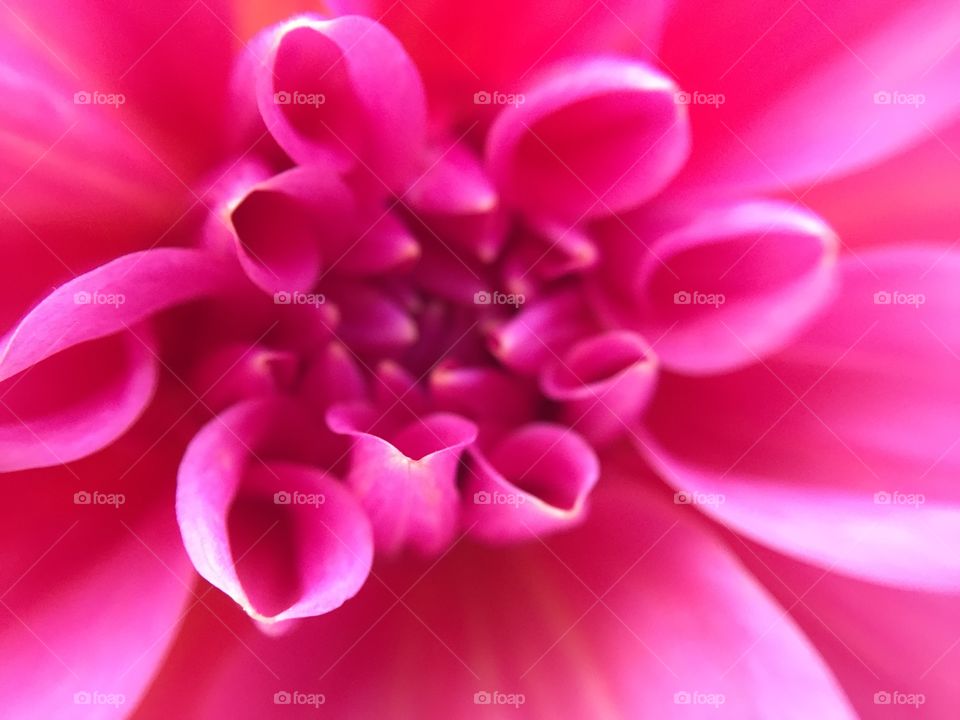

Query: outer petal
663,0,960,193
0,399,195,719
597,201,839,374
134,478,856,719
738,542,960,720
176,397,373,622
486,59,690,223
0,0,236,175
640,247,960,590
329,0,671,122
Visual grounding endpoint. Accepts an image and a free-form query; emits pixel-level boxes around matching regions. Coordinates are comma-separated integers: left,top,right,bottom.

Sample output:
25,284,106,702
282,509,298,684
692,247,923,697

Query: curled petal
630,201,838,374
327,404,477,554
189,342,299,412
486,59,690,222
205,162,355,294
332,209,420,277
176,397,373,621
327,283,418,354
0,330,157,472
0,247,239,380
488,289,597,375
462,424,599,542
541,330,658,445
254,14,427,190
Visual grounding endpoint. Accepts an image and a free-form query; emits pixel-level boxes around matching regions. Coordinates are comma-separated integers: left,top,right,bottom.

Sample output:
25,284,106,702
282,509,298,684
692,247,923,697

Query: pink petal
0,0,236,175
327,404,477,555
740,543,960,720
176,397,373,622
462,423,599,542
640,247,960,590
540,331,658,445
0,247,240,381
486,59,691,223
204,161,355,294
135,478,855,718
329,0,671,122
602,200,838,374
0,329,158,472
664,0,960,193
253,14,427,190
0,408,194,718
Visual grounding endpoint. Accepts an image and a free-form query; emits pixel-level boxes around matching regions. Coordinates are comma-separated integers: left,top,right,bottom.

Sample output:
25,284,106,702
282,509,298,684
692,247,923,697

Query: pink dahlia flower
1,0,958,717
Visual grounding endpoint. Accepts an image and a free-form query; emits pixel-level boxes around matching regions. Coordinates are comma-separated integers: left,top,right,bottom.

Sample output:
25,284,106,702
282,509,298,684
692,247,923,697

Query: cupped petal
601,201,838,374
462,423,599,542
329,0,671,122
664,0,960,193
639,246,960,590
204,162,355,294
486,59,691,223
0,329,158,472
253,14,427,190
488,289,598,376
0,399,195,719
134,476,856,719
540,330,658,445
176,397,373,622
327,404,477,555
